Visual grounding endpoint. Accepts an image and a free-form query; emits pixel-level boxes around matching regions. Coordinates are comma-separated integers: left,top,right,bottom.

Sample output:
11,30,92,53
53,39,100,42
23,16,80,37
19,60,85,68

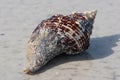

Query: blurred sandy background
0,0,120,80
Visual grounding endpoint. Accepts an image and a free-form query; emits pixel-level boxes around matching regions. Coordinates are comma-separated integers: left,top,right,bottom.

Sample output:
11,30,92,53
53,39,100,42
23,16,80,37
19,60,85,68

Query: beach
0,0,120,80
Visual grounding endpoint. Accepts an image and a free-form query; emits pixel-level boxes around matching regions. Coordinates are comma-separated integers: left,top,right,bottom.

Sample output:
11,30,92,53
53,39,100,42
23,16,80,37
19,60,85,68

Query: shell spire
83,10,97,21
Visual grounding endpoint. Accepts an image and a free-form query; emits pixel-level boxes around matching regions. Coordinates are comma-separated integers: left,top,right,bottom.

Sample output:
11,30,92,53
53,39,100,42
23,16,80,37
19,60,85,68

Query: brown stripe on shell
29,14,90,55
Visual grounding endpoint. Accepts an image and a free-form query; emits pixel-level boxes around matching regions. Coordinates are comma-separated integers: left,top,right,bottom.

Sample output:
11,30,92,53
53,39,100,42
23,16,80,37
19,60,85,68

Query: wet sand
0,0,120,80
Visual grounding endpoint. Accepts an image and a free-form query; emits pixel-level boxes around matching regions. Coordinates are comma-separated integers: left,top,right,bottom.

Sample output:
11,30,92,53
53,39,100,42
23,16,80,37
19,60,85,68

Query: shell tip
84,9,97,20
23,67,31,74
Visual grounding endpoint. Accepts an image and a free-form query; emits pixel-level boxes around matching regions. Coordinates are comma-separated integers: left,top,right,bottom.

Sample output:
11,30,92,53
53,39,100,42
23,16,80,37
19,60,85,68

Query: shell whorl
24,10,97,74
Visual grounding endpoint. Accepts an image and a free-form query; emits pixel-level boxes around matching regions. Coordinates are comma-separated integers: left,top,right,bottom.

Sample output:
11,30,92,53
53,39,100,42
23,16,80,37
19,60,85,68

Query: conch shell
24,10,97,74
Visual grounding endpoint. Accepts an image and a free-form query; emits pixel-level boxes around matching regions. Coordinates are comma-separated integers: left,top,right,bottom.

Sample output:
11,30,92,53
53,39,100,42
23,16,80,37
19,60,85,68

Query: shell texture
24,10,97,74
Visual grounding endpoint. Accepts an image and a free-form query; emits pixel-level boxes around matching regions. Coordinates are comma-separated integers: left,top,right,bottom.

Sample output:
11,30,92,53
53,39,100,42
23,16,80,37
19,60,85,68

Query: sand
0,0,120,80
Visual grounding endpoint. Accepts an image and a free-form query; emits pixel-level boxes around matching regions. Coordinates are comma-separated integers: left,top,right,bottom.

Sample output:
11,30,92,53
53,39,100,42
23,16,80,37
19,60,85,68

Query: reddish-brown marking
37,13,90,53
72,33,76,37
